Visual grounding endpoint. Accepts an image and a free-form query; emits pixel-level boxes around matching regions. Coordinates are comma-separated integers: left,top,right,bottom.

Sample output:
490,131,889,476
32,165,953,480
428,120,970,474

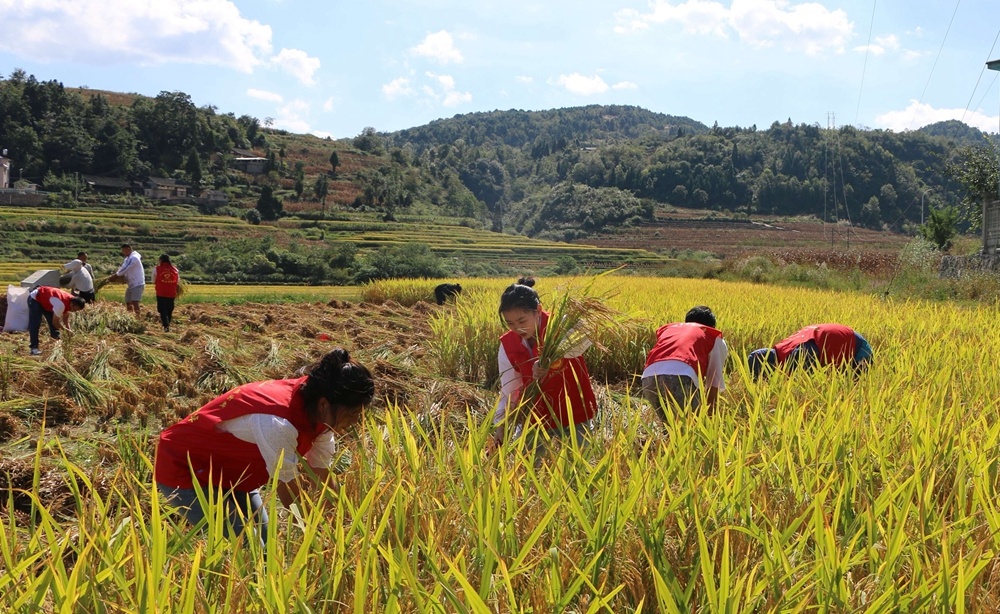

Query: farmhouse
82,175,137,195
144,177,189,200
232,157,267,175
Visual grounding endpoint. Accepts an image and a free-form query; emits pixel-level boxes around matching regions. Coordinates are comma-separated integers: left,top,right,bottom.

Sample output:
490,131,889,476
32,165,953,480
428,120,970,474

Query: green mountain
1,70,997,285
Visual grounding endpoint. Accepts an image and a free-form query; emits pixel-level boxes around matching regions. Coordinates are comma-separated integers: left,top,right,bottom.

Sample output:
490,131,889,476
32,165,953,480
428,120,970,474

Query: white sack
3,285,30,332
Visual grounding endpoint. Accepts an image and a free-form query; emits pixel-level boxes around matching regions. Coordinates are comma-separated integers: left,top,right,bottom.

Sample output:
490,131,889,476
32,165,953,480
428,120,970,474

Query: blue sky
2,0,999,139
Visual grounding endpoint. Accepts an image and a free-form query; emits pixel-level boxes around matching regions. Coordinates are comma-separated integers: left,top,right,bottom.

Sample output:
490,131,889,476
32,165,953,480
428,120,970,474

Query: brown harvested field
577,207,909,272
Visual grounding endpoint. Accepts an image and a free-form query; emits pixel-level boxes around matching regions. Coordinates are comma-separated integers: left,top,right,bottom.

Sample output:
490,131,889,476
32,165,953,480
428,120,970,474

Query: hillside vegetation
1,70,997,284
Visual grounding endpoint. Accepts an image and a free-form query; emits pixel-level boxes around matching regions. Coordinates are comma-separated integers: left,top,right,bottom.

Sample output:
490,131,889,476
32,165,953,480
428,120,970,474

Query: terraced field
0,200,668,283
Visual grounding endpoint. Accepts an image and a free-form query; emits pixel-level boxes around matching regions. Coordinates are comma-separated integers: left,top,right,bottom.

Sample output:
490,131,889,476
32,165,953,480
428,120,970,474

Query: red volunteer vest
154,264,180,298
774,324,856,366
154,377,323,491
33,286,74,313
644,322,723,377
499,311,597,430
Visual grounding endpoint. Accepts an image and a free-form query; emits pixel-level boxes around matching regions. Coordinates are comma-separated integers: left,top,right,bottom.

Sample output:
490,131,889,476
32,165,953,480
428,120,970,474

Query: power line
854,0,878,126
908,0,963,130
961,28,1000,124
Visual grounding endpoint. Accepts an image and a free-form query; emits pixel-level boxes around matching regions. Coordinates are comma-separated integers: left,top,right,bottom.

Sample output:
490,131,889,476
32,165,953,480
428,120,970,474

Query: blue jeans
156,483,268,546
27,297,58,350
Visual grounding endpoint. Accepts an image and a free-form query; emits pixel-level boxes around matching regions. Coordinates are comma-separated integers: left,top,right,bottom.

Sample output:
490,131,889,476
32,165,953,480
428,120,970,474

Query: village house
82,175,137,195
144,177,189,200
229,147,267,175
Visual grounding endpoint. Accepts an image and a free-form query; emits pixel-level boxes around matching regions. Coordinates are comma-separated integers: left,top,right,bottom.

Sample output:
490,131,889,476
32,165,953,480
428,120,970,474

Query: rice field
3,275,1000,611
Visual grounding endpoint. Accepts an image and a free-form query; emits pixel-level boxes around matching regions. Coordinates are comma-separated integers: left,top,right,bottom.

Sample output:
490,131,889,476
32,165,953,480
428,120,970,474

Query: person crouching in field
487,277,598,459
154,254,180,332
27,286,86,356
641,306,728,419
747,323,873,379
154,348,375,545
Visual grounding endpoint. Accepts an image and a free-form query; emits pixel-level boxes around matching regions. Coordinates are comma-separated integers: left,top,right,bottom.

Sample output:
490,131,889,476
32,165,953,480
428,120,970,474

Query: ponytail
300,348,375,422
498,276,540,319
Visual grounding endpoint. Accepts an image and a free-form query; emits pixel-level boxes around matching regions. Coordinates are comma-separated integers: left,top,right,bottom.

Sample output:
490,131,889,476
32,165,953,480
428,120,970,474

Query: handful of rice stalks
93,275,123,292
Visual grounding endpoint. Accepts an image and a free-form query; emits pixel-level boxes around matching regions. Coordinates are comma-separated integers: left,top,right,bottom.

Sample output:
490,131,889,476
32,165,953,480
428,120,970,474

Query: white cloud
853,34,901,57
515,75,534,84
382,77,414,100
411,30,463,64
874,100,1000,133
554,73,610,95
323,97,336,112
615,0,853,55
247,88,283,103
874,34,900,51
0,0,273,71
612,81,639,90
425,72,472,107
273,99,311,133
270,48,321,85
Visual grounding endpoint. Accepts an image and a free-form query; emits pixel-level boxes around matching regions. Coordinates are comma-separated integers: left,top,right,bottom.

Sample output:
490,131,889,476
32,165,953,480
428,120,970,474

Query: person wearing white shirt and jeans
64,251,96,303
641,305,728,418
113,244,145,316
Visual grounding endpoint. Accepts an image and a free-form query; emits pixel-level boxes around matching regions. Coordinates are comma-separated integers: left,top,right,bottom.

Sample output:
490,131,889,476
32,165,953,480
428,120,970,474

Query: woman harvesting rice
154,348,375,543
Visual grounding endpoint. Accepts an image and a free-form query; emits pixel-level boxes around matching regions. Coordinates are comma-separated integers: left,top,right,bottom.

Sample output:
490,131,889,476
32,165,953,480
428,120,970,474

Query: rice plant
6,276,1000,610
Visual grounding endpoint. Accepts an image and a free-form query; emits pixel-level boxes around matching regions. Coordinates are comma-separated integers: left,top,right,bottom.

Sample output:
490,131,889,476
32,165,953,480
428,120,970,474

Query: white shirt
64,259,94,293
116,251,145,288
641,337,728,390
29,287,66,319
494,340,530,425
217,414,338,483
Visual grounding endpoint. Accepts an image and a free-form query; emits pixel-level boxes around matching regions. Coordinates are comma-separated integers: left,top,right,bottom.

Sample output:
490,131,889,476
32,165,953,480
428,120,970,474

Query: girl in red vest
641,305,728,418
747,323,873,379
27,286,86,356
154,348,375,544
488,278,597,458
154,254,180,332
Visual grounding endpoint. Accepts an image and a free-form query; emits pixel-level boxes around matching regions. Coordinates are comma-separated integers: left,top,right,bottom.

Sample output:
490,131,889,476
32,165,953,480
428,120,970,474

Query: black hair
121,244,131,250
300,348,375,424
498,277,539,318
159,254,171,264
69,297,87,309
77,251,87,259
685,305,716,328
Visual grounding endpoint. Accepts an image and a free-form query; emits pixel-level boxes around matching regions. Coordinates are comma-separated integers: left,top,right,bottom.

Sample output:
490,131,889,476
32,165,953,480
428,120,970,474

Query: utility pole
921,188,933,225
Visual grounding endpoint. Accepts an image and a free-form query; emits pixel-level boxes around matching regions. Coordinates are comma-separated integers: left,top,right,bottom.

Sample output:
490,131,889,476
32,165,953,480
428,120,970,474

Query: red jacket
645,322,724,377
774,324,856,367
499,311,597,430
154,377,323,491
154,263,180,298
32,286,74,313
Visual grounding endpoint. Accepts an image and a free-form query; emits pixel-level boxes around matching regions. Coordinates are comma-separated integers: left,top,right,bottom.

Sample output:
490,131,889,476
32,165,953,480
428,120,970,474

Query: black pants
28,297,58,349
157,296,175,330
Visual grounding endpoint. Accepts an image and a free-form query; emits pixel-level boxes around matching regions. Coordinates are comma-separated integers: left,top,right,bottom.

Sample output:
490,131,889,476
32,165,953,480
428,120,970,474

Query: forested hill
1,70,996,246
917,120,994,147
388,105,709,151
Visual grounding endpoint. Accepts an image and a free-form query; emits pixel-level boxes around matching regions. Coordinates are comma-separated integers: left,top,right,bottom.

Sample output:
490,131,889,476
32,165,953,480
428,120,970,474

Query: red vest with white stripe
154,377,323,491
774,324,856,366
644,322,723,377
33,286,74,313
499,311,597,430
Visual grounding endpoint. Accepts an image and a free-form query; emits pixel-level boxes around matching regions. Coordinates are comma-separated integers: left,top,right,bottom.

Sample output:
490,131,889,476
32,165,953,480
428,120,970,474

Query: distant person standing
154,254,180,332
641,305,728,418
63,251,96,303
27,286,86,355
747,323,873,379
113,244,145,317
